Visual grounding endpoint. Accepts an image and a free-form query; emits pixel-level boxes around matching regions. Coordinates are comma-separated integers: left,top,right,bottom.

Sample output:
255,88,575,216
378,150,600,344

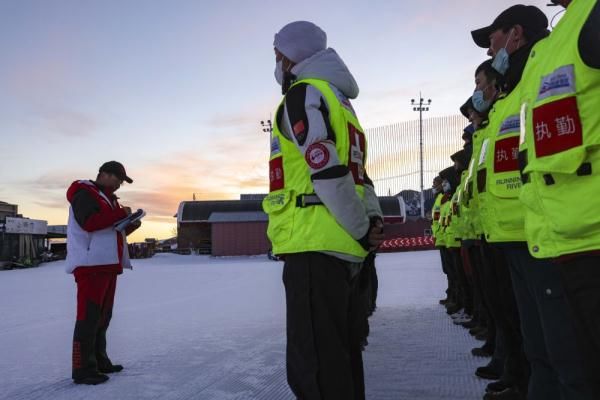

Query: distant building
209,211,269,256
1,201,67,267
0,201,47,266
176,199,264,255
175,195,414,257
0,201,18,221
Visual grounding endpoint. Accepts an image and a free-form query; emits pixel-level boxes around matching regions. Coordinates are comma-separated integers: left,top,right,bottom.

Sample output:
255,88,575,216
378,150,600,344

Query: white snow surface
0,251,488,400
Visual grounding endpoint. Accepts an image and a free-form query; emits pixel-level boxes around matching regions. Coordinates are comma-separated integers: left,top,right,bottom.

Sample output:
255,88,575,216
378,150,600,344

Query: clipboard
114,209,146,232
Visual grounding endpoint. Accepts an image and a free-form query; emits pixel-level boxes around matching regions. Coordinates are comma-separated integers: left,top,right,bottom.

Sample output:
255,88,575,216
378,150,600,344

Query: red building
209,212,269,256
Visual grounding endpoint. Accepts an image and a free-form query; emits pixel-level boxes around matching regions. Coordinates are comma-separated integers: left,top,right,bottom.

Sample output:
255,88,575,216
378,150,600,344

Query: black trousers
479,240,529,390
437,248,451,300
457,247,474,315
469,244,495,345
283,252,365,400
442,248,461,306
504,244,594,400
361,252,378,314
558,254,600,398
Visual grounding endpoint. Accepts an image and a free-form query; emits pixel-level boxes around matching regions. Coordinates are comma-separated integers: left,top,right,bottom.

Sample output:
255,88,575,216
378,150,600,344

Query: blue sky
0,0,558,240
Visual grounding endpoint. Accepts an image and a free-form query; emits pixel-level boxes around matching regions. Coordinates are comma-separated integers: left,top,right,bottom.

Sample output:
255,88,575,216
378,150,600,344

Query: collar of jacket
91,180,119,200
501,32,549,94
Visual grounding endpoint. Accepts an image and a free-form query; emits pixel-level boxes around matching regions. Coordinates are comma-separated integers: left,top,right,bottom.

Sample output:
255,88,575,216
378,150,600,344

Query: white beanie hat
273,21,327,63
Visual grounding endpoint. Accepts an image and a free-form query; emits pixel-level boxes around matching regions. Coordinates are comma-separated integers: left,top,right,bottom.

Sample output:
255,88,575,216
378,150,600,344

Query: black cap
99,161,133,183
462,124,475,141
460,97,474,118
450,150,468,167
471,5,548,48
439,166,459,186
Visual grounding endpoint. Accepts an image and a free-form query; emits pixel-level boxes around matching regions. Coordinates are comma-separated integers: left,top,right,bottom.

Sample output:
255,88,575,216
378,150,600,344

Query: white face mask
472,87,492,113
492,28,516,75
442,181,451,193
274,60,284,86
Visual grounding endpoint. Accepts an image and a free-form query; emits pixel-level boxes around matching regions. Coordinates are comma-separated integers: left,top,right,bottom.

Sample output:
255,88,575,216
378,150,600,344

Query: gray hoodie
292,48,359,99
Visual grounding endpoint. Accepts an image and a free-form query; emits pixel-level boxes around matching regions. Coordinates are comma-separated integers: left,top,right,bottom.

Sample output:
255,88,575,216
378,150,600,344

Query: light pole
260,119,273,133
411,93,431,219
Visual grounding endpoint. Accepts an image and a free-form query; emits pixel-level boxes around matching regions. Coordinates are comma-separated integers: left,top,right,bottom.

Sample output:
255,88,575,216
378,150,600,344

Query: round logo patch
305,143,330,169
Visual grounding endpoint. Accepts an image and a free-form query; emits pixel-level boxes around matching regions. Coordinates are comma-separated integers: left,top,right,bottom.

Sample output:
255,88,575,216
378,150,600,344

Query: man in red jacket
66,161,140,385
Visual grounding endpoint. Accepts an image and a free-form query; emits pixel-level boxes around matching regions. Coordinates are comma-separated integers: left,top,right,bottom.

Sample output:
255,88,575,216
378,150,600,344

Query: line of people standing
432,1,600,399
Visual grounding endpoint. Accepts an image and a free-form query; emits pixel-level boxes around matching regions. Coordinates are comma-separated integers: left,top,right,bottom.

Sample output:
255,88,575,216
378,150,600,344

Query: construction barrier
379,236,435,252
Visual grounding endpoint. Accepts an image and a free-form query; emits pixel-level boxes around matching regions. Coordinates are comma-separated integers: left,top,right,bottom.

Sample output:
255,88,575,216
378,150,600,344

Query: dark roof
179,196,405,223
178,200,264,222
208,211,268,223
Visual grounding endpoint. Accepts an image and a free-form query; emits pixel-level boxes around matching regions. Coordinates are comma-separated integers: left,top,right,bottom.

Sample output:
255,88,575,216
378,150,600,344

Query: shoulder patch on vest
498,115,520,136
285,83,309,145
305,143,330,170
537,65,576,101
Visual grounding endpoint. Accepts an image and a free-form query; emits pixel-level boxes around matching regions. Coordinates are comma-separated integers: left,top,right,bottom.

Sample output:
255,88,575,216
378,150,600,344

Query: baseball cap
99,161,133,184
471,5,548,48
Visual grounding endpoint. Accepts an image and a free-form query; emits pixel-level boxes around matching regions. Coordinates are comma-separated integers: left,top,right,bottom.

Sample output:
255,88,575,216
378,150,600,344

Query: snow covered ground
0,251,488,400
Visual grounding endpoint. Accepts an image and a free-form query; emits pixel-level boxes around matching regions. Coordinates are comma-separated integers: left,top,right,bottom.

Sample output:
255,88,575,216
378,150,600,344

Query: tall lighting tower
411,94,432,219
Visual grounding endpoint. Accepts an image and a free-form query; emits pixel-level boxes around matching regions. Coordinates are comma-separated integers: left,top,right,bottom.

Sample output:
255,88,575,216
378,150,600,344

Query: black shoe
461,319,479,329
483,387,525,400
486,380,511,393
469,325,486,336
360,338,369,351
98,364,124,374
74,373,109,385
471,346,493,357
475,329,488,341
475,365,501,380
446,303,462,315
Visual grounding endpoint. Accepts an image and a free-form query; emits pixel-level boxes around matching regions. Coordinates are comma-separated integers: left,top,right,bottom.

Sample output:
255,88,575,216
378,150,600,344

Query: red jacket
66,180,129,275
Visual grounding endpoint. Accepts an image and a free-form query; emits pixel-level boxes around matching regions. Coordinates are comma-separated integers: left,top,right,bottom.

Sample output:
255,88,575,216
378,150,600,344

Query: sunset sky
0,0,559,242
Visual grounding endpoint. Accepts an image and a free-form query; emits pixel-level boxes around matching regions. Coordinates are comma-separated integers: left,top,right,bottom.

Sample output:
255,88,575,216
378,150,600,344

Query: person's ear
282,56,295,72
512,25,525,45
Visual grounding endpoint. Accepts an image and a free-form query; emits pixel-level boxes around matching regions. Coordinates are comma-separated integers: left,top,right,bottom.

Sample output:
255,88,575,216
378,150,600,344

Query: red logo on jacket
269,157,284,191
533,96,583,158
494,136,520,173
305,143,330,170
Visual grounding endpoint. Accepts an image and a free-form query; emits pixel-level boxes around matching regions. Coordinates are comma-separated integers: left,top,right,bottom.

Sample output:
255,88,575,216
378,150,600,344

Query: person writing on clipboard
65,161,142,385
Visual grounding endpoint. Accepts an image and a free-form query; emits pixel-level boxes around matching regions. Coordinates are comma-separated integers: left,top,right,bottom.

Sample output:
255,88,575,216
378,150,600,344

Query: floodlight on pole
411,93,432,219
260,119,273,133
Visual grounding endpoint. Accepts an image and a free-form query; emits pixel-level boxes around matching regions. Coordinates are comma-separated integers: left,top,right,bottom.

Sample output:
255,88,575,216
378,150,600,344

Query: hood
291,48,359,99
66,180,115,203
67,180,90,203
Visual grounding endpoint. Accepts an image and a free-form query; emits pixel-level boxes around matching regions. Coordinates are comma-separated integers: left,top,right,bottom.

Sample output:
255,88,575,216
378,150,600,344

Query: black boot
74,372,109,385
482,387,526,400
471,345,493,357
98,364,123,373
485,380,511,393
475,361,502,380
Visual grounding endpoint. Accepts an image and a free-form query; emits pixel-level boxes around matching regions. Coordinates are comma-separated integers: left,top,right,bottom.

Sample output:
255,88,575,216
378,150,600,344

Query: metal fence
365,114,466,197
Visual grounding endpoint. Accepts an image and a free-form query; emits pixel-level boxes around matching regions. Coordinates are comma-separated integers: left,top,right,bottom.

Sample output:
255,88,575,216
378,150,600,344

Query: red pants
72,269,117,379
